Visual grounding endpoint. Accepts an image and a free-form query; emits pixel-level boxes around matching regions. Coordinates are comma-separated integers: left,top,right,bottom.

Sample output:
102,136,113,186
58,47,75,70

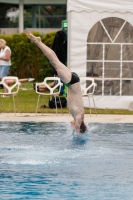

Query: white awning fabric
67,0,133,13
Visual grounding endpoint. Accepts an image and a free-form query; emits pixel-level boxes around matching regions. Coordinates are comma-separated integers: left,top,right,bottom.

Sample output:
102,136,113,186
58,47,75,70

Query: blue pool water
0,122,133,200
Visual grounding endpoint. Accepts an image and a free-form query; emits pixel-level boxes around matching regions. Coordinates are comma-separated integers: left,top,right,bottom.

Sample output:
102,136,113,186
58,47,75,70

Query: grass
0,82,133,115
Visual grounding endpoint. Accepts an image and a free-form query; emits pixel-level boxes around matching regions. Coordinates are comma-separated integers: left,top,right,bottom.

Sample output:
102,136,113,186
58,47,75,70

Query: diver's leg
27,33,71,83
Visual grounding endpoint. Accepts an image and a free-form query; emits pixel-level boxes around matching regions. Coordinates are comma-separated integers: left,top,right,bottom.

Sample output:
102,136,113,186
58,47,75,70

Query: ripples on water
0,122,133,200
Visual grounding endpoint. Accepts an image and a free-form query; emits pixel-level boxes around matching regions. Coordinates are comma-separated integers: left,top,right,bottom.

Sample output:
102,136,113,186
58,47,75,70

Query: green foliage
0,32,56,81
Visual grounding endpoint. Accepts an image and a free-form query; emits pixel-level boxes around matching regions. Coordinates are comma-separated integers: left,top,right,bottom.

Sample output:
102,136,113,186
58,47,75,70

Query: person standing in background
0,39,11,79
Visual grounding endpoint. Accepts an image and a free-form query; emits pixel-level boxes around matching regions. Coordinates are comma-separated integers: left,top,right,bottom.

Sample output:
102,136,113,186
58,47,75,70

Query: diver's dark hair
80,121,87,133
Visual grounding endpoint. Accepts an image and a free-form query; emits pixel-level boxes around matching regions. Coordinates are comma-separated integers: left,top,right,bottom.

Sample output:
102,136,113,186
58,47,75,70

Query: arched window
87,17,133,96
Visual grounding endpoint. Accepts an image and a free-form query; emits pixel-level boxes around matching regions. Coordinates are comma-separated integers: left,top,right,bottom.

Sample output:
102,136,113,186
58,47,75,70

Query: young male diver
27,33,87,134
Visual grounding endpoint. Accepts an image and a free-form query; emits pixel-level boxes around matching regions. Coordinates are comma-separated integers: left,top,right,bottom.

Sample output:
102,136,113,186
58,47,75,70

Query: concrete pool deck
0,113,133,123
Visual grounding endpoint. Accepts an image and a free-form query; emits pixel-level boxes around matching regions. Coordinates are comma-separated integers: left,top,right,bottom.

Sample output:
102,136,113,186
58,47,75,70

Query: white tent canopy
67,0,133,110
68,0,133,13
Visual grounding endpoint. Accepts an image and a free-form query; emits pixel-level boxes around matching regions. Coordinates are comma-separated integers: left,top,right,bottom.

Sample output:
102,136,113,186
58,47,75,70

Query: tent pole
67,11,71,70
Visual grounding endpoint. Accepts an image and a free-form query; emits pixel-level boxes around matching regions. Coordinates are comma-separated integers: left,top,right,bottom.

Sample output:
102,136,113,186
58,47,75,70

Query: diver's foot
27,33,41,44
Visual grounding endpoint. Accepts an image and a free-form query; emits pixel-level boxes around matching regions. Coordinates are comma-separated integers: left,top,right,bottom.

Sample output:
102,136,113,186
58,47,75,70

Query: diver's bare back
67,82,84,120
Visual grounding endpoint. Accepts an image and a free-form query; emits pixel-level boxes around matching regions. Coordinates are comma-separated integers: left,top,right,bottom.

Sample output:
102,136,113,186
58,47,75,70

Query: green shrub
0,32,56,81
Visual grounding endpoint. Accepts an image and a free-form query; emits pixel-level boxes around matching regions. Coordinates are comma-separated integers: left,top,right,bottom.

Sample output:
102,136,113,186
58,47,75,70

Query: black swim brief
65,72,80,87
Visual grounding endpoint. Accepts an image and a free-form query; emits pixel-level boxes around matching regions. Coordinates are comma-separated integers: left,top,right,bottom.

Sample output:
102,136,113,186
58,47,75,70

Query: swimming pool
0,122,133,200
